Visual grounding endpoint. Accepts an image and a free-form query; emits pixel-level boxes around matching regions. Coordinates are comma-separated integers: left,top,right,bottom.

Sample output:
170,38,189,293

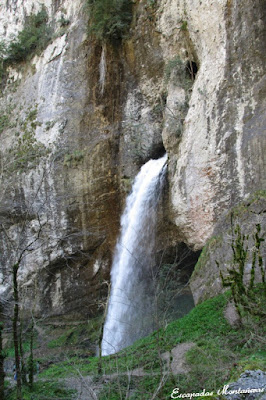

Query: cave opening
186,60,198,81
154,243,201,322
140,142,167,165
150,143,167,160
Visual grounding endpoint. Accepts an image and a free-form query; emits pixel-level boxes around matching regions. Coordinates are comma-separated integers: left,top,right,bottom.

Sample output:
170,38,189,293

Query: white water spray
102,154,167,356
99,45,106,95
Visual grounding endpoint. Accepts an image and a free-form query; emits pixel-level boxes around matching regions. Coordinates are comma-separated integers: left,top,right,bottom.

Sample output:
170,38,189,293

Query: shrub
6,6,52,64
0,41,7,85
87,0,132,41
63,149,84,167
0,114,9,134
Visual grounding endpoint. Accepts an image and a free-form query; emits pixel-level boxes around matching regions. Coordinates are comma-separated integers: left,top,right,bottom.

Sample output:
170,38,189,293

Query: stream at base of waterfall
102,154,167,356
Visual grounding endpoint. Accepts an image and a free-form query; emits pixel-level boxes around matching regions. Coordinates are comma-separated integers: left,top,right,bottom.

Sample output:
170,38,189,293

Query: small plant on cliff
63,149,84,167
0,115,9,134
87,0,132,41
0,41,7,87
6,6,52,64
180,20,188,31
164,56,183,81
217,219,266,319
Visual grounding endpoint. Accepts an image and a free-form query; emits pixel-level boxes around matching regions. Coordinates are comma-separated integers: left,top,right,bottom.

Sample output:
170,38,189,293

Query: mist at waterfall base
102,154,167,356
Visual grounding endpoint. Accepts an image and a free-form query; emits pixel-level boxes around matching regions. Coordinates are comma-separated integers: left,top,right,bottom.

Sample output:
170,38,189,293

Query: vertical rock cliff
0,0,265,318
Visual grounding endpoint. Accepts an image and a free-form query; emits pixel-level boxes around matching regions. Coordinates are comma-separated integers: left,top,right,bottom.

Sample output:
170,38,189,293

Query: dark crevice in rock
139,142,166,166
186,60,198,81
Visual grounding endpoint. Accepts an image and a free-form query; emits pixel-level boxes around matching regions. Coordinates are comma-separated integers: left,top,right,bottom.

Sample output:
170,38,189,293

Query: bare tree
1,213,45,400
0,167,48,399
0,303,5,400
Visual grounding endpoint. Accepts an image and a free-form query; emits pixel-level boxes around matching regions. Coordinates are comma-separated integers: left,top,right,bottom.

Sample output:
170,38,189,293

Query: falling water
99,45,106,95
102,154,167,356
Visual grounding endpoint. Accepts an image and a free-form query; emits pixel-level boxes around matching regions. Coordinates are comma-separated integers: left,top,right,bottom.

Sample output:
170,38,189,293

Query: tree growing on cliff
87,0,132,41
5,6,52,64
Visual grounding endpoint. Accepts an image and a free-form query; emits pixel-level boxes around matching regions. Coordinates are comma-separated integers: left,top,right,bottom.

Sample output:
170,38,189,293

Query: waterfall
102,154,167,356
99,45,106,95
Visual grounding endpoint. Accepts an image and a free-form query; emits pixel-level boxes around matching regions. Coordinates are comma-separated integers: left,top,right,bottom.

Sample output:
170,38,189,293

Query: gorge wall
0,0,265,319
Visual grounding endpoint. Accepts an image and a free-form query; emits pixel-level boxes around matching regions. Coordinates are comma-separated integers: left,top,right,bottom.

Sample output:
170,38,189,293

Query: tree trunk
98,283,111,374
28,318,34,390
0,308,5,400
19,320,27,385
13,263,22,400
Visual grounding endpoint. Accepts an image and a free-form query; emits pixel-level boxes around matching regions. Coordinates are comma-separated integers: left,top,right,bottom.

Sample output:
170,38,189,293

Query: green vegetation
39,293,231,377
38,288,265,399
120,176,132,193
161,58,192,139
58,14,71,28
0,114,9,134
192,191,266,286
164,55,194,87
218,222,265,319
5,7,52,64
146,0,157,8
180,20,188,31
6,380,75,400
63,150,84,167
0,41,7,85
47,320,101,349
164,56,184,82
87,0,132,41
0,7,52,90
2,106,48,173
55,14,71,37
45,120,56,131
5,336,36,359
192,235,222,277
226,190,266,219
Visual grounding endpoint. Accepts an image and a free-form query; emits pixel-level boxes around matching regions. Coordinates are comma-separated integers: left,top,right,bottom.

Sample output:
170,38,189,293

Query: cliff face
0,0,265,318
165,0,266,249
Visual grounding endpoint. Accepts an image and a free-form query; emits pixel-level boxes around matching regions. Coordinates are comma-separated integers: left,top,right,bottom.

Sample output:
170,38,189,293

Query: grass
39,292,264,370
47,317,103,350
38,288,265,397
6,380,75,400
47,326,83,349
5,332,38,358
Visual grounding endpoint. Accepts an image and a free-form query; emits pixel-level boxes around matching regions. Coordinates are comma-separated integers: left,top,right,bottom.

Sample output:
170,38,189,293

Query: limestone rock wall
0,0,122,319
162,0,266,249
190,192,266,305
0,0,265,318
